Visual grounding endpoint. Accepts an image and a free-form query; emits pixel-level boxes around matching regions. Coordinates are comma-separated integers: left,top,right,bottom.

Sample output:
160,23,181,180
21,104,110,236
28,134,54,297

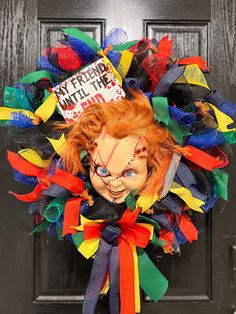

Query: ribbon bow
73,208,168,314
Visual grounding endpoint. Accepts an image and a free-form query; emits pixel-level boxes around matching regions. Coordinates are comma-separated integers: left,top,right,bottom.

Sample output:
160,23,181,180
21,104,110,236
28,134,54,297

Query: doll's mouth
108,189,125,198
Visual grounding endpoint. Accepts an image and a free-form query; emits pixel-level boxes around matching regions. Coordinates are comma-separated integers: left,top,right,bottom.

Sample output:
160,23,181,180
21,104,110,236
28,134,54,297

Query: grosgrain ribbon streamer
82,225,121,314
152,96,190,144
152,62,185,97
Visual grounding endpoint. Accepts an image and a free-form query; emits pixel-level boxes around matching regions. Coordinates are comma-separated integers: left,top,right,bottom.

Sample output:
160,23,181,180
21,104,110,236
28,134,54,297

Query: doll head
62,90,176,203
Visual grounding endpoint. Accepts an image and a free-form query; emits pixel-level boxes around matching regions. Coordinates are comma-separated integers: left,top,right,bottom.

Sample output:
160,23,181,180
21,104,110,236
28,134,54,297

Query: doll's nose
109,178,123,188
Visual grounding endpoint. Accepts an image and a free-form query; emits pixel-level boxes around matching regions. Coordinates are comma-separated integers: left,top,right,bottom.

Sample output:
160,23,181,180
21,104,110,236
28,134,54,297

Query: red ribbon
158,35,173,57
46,47,82,72
178,213,198,242
7,151,85,202
183,145,229,170
159,230,175,254
62,198,82,236
82,208,151,314
8,150,42,176
177,56,208,71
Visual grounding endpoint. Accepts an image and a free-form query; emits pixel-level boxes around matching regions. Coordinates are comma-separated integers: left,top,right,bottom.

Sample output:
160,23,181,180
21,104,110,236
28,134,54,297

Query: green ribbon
80,150,87,160
211,169,228,201
137,247,168,301
63,28,101,52
4,87,33,111
125,189,137,211
30,220,49,235
19,70,57,84
43,89,51,102
63,28,137,53
44,198,66,222
222,131,236,144
56,225,63,240
151,233,168,248
72,231,84,248
152,96,190,144
113,40,138,51
137,214,161,231
137,215,167,247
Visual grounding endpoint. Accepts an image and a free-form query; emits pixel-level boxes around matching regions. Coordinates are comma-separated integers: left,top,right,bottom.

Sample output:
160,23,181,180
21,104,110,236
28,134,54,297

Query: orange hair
61,90,176,195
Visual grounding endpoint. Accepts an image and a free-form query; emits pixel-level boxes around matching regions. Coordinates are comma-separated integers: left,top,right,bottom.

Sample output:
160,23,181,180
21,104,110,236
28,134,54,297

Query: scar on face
102,140,119,167
90,137,148,180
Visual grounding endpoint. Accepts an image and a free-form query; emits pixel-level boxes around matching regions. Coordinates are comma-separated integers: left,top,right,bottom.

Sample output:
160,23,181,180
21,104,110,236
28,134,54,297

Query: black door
1,0,236,313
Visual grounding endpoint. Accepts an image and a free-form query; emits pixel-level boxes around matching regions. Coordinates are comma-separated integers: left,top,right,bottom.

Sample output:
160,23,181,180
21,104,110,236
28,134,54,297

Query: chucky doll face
89,130,148,203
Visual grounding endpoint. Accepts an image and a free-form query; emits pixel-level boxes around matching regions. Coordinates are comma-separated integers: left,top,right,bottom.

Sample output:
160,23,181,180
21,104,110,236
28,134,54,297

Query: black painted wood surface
0,0,236,313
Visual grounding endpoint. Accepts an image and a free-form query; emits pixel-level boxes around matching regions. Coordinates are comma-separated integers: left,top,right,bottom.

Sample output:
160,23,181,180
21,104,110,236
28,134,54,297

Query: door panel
1,0,236,313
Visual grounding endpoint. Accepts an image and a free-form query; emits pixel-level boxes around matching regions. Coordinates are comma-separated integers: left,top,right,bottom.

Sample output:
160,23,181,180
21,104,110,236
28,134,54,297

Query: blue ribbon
160,195,182,215
204,90,236,117
169,106,196,130
175,162,208,202
12,169,38,186
37,56,62,77
152,63,185,97
187,129,225,148
82,225,121,314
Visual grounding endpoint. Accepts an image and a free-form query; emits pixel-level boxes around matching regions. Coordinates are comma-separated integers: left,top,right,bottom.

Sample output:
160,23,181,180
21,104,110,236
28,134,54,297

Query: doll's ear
159,152,181,199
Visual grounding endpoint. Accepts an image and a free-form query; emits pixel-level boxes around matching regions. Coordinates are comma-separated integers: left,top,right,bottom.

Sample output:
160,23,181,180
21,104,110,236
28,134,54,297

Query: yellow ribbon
72,215,103,259
208,103,235,132
18,148,51,168
0,107,35,120
130,242,141,313
46,133,66,156
100,276,110,295
170,182,204,213
175,64,210,89
79,238,100,259
117,50,133,79
0,94,58,125
136,194,159,213
34,93,58,123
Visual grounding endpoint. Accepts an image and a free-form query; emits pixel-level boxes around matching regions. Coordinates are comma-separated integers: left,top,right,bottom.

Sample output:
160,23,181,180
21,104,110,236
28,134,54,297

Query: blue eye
122,169,137,178
96,166,110,177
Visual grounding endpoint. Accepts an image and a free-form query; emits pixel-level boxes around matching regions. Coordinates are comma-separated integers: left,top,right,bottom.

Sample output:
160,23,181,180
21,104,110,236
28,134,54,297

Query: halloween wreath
1,28,236,314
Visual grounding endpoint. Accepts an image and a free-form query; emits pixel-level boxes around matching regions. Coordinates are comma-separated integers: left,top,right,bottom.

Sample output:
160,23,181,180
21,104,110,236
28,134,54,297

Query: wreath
1,28,236,314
